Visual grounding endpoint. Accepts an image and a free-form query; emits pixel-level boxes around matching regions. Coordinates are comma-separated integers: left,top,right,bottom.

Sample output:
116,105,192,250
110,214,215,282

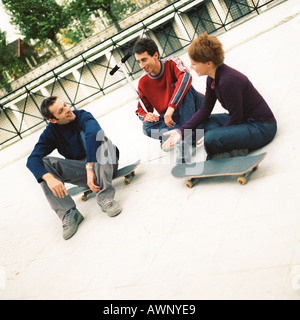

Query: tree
63,1,95,45
69,0,137,33
0,30,12,92
2,0,71,60
0,29,31,93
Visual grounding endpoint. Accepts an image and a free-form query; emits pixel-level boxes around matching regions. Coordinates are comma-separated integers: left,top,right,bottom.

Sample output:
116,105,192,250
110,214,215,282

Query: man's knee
96,137,119,165
42,156,59,170
143,122,152,137
143,122,165,140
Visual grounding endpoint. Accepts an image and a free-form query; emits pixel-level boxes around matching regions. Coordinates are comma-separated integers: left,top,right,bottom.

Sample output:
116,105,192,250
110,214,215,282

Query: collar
148,60,164,79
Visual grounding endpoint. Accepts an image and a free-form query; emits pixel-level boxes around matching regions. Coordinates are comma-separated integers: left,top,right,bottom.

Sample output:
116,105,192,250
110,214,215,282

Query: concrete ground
1,0,300,300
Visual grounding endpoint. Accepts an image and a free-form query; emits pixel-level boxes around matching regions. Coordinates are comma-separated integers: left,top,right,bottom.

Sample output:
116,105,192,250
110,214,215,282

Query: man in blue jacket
27,96,121,240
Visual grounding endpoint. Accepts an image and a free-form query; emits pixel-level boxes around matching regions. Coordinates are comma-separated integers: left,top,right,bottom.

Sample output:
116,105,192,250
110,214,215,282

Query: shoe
210,152,231,160
231,149,249,157
98,198,122,217
211,149,249,160
62,208,84,240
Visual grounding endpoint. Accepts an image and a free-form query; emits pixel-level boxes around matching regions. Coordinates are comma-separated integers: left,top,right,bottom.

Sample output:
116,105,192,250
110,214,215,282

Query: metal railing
0,0,276,147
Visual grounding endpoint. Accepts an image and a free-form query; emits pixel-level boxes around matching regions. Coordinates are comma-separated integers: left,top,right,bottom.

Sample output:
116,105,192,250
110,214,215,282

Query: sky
0,0,21,42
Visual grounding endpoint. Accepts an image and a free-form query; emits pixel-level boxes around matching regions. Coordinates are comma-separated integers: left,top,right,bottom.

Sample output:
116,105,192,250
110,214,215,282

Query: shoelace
63,210,73,229
101,199,114,208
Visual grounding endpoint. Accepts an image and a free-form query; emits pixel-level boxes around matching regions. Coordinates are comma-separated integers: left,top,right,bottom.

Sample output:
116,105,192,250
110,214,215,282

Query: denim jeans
143,85,204,143
195,113,277,159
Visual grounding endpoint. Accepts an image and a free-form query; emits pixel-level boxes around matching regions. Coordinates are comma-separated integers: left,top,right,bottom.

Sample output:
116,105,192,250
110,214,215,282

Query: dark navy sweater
27,109,106,182
180,64,276,135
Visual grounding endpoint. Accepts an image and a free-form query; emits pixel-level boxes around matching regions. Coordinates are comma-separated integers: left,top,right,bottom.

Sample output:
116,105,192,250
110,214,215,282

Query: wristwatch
86,164,94,170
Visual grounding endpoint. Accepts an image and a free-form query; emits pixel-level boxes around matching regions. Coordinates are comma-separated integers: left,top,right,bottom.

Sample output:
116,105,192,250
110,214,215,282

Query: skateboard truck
236,164,258,186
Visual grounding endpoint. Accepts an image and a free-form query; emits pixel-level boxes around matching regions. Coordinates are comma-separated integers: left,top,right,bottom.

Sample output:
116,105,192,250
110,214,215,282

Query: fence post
0,103,22,140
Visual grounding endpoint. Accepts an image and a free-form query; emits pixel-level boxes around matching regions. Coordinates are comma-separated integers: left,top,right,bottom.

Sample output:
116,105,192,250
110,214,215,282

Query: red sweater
136,56,192,121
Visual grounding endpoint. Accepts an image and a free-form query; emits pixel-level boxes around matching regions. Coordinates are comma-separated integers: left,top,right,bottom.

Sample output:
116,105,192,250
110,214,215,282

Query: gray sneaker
62,208,84,240
98,198,122,217
211,149,249,160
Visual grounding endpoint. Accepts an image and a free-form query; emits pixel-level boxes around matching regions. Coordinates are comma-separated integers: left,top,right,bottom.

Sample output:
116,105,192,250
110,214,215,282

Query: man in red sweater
133,38,204,161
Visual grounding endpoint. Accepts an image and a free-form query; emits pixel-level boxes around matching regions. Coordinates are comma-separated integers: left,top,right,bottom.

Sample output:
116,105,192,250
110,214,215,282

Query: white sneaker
98,198,122,217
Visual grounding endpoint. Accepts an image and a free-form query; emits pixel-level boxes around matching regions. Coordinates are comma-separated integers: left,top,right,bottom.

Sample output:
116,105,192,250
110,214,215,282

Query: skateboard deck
68,160,140,201
171,152,267,188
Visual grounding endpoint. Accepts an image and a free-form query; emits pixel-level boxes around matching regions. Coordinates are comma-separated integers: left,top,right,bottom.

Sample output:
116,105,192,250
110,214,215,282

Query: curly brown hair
188,32,224,67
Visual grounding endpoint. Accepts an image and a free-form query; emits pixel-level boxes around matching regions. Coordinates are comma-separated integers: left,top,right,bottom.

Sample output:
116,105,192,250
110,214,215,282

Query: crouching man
27,96,121,240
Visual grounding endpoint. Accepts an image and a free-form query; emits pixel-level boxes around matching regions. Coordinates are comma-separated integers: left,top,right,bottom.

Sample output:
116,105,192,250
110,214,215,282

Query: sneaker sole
102,207,122,217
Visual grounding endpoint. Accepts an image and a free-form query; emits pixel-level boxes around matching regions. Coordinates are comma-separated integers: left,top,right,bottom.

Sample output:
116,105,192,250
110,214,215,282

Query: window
186,3,217,36
224,0,251,21
152,21,182,57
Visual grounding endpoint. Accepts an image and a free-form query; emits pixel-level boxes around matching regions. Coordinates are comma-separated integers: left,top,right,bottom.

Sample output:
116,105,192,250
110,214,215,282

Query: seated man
26,96,121,240
133,38,204,161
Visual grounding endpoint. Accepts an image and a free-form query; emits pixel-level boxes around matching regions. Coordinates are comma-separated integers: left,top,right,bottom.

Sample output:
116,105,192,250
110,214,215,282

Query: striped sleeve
135,81,153,122
167,57,192,109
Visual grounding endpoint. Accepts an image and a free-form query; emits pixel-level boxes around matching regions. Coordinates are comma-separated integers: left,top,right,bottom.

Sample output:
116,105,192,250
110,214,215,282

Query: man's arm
26,129,55,182
85,162,100,193
26,128,69,198
163,57,193,127
77,110,107,192
135,84,155,122
76,110,103,163
168,57,192,110
42,172,68,198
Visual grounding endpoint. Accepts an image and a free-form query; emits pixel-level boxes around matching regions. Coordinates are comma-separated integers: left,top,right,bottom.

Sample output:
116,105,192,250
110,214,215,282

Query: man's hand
86,164,100,193
164,107,176,128
144,113,159,122
42,173,68,198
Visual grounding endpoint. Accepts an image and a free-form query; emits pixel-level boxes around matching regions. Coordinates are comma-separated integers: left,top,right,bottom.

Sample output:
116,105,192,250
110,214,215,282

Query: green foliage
68,0,137,32
62,1,96,45
2,0,70,40
0,29,30,92
2,0,71,58
0,0,150,91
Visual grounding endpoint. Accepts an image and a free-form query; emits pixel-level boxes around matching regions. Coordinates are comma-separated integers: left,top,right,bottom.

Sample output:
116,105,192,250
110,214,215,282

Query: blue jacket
26,109,113,182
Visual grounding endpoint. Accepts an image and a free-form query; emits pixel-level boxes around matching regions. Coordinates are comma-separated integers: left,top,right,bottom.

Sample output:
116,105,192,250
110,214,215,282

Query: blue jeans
196,113,277,159
143,85,204,143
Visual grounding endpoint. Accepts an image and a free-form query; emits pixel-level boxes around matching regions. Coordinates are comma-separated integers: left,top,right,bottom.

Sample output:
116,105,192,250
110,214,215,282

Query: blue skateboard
171,153,267,188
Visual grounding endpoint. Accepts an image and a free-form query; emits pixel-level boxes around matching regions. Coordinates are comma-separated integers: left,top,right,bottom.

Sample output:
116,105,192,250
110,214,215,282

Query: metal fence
0,0,276,147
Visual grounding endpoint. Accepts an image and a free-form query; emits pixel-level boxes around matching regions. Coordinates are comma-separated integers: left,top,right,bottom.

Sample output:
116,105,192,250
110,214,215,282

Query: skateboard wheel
131,171,135,177
237,177,247,185
124,178,131,185
81,195,87,202
186,180,194,188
